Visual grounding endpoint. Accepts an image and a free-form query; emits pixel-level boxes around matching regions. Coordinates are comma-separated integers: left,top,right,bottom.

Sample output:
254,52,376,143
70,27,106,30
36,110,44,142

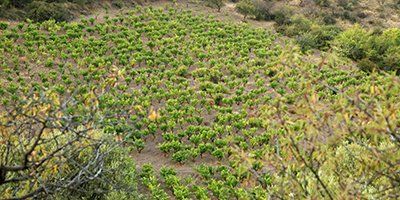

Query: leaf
148,109,159,121
370,85,375,94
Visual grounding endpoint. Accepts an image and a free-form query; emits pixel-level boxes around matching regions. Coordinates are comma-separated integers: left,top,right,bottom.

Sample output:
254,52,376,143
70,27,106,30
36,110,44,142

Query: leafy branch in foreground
0,87,138,199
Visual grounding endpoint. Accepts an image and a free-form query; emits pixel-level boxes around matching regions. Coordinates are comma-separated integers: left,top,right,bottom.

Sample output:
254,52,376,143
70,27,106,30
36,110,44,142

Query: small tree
205,0,225,12
236,0,255,20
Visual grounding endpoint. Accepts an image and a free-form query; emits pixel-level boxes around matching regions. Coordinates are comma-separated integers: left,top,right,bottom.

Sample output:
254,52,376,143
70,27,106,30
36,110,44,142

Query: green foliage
236,0,255,19
0,0,98,21
333,26,400,72
0,21,8,30
205,0,225,12
337,0,358,10
112,0,125,9
271,5,292,25
10,0,33,8
314,0,330,7
299,25,341,51
278,16,341,51
252,0,274,20
279,16,312,37
356,58,378,72
26,1,73,22
332,25,371,60
2,6,400,200
54,143,141,199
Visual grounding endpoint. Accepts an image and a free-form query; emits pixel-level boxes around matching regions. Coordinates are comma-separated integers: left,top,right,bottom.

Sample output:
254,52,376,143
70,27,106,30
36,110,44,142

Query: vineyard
1,6,400,199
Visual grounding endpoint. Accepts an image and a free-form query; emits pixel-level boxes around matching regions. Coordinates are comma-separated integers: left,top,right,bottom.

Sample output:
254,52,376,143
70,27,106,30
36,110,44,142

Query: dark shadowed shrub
341,10,357,22
253,0,274,21
10,0,33,8
26,1,73,22
322,14,337,25
236,0,255,19
314,0,330,7
112,0,125,8
205,0,225,12
357,58,378,72
297,24,341,51
280,16,312,37
0,7,26,19
272,6,292,25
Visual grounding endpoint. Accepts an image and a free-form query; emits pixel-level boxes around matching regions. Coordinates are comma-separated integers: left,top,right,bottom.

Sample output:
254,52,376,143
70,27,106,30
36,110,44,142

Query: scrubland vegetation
0,0,399,199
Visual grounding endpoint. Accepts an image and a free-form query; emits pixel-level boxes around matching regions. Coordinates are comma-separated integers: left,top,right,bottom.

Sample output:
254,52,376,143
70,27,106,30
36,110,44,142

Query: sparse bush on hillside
357,58,378,72
0,0,101,21
9,0,33,8
236,0,255,19
252,0,274,20
313,0,330,7
276,15,341,51
112,0,126,8
26,1,73,22
235,0,280,23
340,10,357,22
322,14,337,24
205,0,225,12
337,0,358,10
333,26,400,72
296,25,341,51
279,15,312,37
332,25,370,60
271,5,292,25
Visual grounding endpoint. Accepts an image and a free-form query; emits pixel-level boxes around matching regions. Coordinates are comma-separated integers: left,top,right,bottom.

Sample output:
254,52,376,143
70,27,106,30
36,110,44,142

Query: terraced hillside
1,6,399,199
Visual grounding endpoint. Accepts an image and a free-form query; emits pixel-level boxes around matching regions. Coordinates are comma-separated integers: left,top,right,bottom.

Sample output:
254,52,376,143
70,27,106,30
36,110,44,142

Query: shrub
10,0,33,8
333,26,400,72
276,15,341,51
337,0,358,10
280,16,312,37
314,0,330,7
364,28,399,71
332,25,371,60
356,11,368,18
205,0,225,12
380,28,400,47
295,25,341,51
312,25,341,48
296,32,318,51
357,58,378,72
236,0,255,20
341,10,357,22
53,142,141,199
383,46,400,72
322,14,337,25
0,88,140,199
0,7,26,20
112,0,125,9
0,0,97,21
71,0,94,5
271,5,292,25
26,1,73,22
252,0,274,21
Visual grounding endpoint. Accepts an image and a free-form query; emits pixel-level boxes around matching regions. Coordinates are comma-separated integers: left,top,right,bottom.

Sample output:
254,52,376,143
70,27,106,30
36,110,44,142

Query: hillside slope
1,5,399,199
